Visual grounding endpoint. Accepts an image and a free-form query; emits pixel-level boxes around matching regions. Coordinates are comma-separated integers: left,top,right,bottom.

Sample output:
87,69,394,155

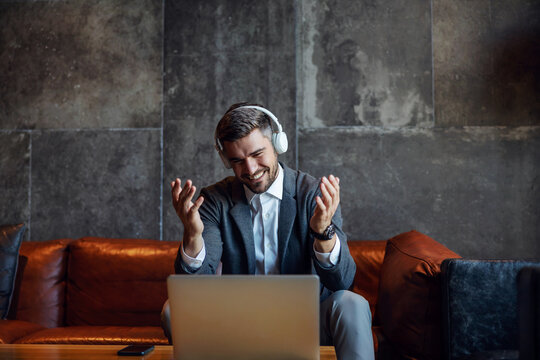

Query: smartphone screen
117,345,155,356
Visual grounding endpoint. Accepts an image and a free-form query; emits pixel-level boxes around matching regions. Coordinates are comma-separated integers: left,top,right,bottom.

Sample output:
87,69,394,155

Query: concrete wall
297,0,539,258
1,0,538,259
0,0,162,240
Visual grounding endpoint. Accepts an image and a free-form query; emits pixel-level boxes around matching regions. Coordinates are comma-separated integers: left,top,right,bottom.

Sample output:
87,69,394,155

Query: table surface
0,344,337,359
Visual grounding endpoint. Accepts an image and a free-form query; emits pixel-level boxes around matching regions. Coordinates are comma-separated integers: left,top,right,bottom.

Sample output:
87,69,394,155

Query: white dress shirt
181,164,341,272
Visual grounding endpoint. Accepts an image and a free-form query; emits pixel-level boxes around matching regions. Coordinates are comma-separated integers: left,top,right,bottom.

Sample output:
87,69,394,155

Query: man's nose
245,158,258,175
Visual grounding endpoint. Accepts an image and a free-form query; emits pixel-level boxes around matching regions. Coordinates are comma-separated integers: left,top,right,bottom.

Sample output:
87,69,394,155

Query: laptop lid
167,275,320,360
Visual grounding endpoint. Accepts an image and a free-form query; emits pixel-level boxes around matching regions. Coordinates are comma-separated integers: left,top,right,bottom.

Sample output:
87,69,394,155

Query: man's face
223,128,279,194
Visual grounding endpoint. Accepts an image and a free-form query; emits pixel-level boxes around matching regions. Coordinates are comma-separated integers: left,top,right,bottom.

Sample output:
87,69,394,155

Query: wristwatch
310,223,336,240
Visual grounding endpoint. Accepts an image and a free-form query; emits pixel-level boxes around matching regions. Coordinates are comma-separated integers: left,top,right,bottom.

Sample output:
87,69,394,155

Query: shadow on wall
490,22,540,124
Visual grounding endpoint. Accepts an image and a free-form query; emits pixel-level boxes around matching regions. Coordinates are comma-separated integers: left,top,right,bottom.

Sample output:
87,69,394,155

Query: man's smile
250,170,265,180
245,169,267,182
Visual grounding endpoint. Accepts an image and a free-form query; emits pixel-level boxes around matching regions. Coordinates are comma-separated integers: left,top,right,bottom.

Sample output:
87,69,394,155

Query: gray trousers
161,289,374,360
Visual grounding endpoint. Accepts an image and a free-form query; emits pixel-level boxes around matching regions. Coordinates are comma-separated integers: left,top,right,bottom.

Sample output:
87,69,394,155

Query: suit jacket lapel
278,165,297,273
229,180,256,274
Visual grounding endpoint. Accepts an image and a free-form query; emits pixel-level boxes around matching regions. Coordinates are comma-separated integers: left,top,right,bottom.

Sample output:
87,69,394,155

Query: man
164,103,374,360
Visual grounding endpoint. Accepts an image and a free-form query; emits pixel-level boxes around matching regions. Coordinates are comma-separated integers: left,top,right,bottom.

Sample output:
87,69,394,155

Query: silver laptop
167,275,320,360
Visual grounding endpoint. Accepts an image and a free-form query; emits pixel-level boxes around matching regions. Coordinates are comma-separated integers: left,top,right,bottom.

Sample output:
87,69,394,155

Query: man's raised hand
310,174,340,236
171,178,204,256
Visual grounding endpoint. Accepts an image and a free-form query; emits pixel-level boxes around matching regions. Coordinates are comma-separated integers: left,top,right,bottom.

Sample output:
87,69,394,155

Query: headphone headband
236,105,283,133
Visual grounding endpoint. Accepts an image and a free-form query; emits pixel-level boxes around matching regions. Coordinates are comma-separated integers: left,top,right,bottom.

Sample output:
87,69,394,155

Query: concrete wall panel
0,0,162,129
163,0,297,240
0,132,30,239
433,0,540,126
30,130,161,241
299,127,540,259
299,0,433,128
165,0,294,56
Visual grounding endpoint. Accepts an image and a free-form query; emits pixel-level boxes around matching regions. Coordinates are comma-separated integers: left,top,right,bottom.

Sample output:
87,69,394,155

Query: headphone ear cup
217,147,231,169
272,132,288,154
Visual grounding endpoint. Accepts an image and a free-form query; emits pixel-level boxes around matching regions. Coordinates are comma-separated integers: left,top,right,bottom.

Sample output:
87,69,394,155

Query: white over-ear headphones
214,105,288,169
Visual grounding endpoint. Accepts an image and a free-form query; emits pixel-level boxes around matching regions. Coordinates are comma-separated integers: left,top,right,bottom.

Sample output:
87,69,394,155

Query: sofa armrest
377,230,460,360
0,320,45,344
518,266,540,360
441,259,540,360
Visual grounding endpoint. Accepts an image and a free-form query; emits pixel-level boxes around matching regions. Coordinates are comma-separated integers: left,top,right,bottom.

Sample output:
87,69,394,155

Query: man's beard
243,161,279,194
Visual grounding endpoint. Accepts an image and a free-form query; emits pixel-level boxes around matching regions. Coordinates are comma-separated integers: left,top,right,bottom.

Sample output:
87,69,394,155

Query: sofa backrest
348,240,387,320
66,237,179,327
9,237,386,328
9,239,72,328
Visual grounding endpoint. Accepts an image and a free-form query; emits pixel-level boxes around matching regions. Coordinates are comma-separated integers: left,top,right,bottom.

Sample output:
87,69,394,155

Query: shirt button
264,213,270,219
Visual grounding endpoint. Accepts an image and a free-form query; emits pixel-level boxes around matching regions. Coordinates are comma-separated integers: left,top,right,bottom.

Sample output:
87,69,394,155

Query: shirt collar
244,164,284,204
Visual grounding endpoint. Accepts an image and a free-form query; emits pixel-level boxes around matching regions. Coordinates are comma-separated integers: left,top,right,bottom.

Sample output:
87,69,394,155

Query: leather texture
14,325,169,345
372,326,401,360
9,239,71,328
349,240,386,321
0,320,45,344
442,259,540,360
463,350,519,359
377,230,460,360
517,266,540,360
66,238,179,327
1,233,457,358
0,223,25,319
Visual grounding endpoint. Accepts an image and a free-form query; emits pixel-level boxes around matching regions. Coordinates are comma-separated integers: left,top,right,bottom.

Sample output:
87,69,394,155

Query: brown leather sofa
0,230,459,359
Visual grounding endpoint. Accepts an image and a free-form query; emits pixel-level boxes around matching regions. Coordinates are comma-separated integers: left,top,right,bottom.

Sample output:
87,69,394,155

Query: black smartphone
117,345,155,356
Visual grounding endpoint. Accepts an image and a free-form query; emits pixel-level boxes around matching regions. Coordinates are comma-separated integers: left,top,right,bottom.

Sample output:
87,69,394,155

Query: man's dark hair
215,102,273,144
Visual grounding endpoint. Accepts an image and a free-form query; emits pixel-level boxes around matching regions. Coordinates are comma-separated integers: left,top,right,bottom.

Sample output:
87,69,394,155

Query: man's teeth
250,172,264,180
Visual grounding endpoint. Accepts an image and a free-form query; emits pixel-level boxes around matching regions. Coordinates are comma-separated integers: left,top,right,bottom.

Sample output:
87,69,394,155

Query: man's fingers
315,196,327,212
328,175,340,204
328,175,340,192
320,182,333,207
190,196,204,214
322,176,338,198
178,179,193,204
171,179,182,204
171,179,201,217
323,175,340,209
182,185,197,211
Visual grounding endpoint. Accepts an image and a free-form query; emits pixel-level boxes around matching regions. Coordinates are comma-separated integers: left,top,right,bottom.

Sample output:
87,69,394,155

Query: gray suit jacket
174,163,356,299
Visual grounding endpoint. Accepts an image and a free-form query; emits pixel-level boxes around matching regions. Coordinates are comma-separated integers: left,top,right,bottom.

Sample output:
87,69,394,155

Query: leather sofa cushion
66,238,179,327
0,224,25,319
14,325,168,345
9,239,71,328
0,320,45,344
377,230,460,360
348,240,386,321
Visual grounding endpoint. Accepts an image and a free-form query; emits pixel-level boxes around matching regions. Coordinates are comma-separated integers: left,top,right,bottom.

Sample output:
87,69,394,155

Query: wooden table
0,344,337,359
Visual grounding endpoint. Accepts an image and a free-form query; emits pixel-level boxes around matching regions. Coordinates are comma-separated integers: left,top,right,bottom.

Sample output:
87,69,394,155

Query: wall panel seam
28,131,32,241
160,0,165,241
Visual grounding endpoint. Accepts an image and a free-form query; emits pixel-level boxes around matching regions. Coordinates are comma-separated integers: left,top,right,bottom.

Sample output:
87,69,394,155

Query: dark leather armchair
441,259,540,360
518,266,540,360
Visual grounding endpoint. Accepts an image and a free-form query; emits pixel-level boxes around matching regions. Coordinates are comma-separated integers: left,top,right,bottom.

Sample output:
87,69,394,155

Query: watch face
324,224,336,239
